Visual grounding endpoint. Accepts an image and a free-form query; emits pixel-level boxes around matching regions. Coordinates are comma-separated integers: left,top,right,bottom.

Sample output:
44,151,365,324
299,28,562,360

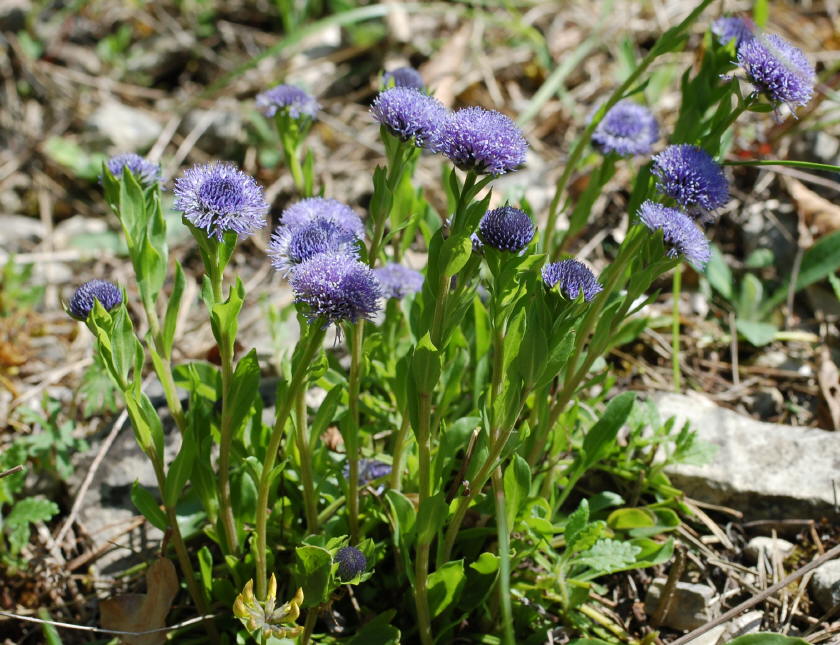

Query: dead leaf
784,177,840,239
817,346,840,431
100,558,179,645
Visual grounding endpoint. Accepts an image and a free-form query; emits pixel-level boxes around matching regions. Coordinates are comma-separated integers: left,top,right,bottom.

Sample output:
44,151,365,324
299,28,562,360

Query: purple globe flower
373,263,424,299
478,206,534,252
542,260,603,302
335,546,366,581
370,87,447,150
105,153,161,186
268,218,360,276
174,162,268,240
255,84,320,119
280,197,365,238
382,66,424,90
439,107,527,175
652,144,729,213
637,201,711,269
69,280,122,320
591,100,659,157
737,33,815,109
711,16,754,47
343,458,392,485
291,253,381,325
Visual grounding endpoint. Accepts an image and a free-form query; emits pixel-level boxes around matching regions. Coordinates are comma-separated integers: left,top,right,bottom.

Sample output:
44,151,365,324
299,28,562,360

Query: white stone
744,536,796,563
654,392,840,518
684,625,727,645
811,559,840,612
644,578,720,631
87,101,162,151
721,610,763,640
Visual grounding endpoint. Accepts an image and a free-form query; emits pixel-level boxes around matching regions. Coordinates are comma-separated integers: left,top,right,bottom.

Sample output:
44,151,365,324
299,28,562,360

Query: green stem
346,322,364,544
671,264,682,392
492,468,515,645
544,0,715,259
255,323,325,600
389,415,411,491
301,606,318,645
723,158,840,173
414,540,434,645
282,134,309,197
295,386,319,533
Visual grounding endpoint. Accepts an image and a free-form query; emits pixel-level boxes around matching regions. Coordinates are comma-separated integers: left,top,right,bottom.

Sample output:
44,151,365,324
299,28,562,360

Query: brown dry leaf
784,177,840,238
322,425,344,452
817,347,840,431
100,558,179,645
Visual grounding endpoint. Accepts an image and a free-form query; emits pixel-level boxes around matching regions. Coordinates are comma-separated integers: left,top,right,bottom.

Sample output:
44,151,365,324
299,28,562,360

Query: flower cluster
173,162,269,240
712,16,753,47
343,458,392,485
256,84,320,120
373,264,424,299
591,100,659,157
638,201,711,269
652,144,729,214
268,218,360,276
335,546,367,581
542,260,603,302
477,206,534,252
69,280,122,320
280,197,365,238
105,153,161,187
369,90,528,176
371,87,448,149
382,66,425,90
737,33,815,110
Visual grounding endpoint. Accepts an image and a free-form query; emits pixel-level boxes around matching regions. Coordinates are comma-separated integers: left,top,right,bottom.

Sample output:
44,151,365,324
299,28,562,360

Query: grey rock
655,392,840,519
811,559,840,612
0,214,45,247
744,536,795,564
87,101,162,151
721,610,763,641
0,0,27,32
644,578,720,631
684,625,726,645
182,99,245,155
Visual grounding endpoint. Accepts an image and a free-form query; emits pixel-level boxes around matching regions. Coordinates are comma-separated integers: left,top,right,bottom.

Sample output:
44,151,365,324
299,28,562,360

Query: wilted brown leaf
100,558,179,645
784,177,840,239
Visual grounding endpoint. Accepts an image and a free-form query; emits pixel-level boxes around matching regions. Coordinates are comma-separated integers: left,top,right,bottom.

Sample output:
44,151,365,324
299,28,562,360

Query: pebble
644,578,720,631
744,536,795,564
810,559,840,612
87,101,162,151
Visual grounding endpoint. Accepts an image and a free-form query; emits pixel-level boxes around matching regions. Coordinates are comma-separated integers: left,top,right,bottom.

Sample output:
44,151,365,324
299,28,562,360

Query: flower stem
389,414,411,491
492,468,515,645
295,385,319,533
671,263,682,392
346,321,364,543
255,323,325,600
414,540,434,645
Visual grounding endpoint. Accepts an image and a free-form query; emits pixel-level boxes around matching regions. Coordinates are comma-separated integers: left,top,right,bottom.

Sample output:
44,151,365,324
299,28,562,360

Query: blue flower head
711,16,754,47
256,84,320,120
335,546,366,581
638,201,711,269
542,260,603,302
174,162,268,240
268,218,360,276
652,144,728,213
105,154,161,187
373,263,424,299
343,458,392,486
280,197,365,238
478,206,534,252
291,253,381,325
370,87,447,150
591,100,659,157
737,33,815,109
439,107,527,175
382,67,424,90
69,280,122,320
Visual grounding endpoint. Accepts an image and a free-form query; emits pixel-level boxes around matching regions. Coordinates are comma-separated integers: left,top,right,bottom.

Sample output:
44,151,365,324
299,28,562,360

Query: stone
0,214,45,247
0,0,27,32
644,578,720,631
811,559,840,612
721,610,763,640
87,101,162,151
744,536,795,564
654,392,840,519
684,625,726,645
181,98,245,156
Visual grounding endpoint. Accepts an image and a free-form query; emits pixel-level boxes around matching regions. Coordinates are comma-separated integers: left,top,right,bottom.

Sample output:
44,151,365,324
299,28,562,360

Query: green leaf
210,277,245,346
130,482,168,531
726,635,808,645
576,538,641,573
411,333,441,393
427,559,465,618
736,319,778,346
753,0,769,26
737,273,764,320
294,544,333,607
163,428,197,508
197,546,214,597
440,234,472,276
416,492,447,544
459,553,499,612
228,349,261,438
567,521,606,555
162,261,186,357
5,498,59,555
580,392,635,472
346,610,400,644
503,455,531,530
705,244,732,300
564,499,589,551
